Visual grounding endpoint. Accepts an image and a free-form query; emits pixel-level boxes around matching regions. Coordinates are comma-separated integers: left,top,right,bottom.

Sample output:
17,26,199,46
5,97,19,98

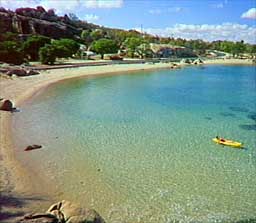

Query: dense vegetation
0,6,255,65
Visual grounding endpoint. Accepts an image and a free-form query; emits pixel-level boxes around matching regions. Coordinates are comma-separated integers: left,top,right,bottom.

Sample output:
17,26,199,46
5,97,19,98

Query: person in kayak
216,136,225,142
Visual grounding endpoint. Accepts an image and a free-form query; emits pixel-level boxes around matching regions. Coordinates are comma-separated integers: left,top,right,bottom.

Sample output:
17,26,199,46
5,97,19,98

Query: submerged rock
239,124,256,131
247,113,256,122
24,145,42,151
229,106,249,113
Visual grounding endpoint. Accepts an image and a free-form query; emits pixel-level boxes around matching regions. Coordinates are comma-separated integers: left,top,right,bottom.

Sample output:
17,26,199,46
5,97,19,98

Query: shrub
0,41,24,64
52,38,80,58
39,44,56,64
23,35,51,60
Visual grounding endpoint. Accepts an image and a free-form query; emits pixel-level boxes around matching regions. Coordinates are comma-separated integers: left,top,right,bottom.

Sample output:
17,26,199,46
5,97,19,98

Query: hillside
0,6,103,40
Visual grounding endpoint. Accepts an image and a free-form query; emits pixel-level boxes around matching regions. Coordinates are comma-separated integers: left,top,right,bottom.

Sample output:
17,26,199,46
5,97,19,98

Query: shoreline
0,59,254,221
203,58,255,65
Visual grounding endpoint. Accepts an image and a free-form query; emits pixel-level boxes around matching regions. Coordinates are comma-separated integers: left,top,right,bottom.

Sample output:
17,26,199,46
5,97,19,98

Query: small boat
212,137,243,148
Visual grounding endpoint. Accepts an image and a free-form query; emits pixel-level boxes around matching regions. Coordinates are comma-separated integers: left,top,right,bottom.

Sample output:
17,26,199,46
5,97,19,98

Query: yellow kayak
212,137,243,148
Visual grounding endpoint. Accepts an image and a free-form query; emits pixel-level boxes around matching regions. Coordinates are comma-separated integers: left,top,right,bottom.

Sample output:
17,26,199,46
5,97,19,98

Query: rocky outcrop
0,7,99,40
19,200,105,223
0,11,77,39
0,99,14,111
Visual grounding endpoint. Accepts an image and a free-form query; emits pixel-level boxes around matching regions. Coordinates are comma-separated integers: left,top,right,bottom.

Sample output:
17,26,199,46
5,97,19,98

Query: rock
19,213,59,223
180,58,192,64
0,10,92,40
47,200,105,223
0,99,14,111
193,58,204,64
24,145,42,151
6,68,40,76
6,68,27,76
26,69,40,76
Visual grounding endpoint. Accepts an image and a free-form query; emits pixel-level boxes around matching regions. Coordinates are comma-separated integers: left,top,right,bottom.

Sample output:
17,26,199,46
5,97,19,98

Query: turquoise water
13,65,256,222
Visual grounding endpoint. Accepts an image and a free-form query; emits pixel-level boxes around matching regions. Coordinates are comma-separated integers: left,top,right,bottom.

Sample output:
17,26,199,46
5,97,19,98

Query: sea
12,65,256,223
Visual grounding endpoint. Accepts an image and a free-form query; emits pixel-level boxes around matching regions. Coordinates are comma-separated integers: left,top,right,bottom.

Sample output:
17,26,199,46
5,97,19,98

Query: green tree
90,29,105,41
124,37,144,58
23,35,51,60
91,39,118,59
0,41,24,65
81,30,93,45
246,44,256,55
39,44,56,64
232,41,246,57
52,38,80,58
220,41,234,54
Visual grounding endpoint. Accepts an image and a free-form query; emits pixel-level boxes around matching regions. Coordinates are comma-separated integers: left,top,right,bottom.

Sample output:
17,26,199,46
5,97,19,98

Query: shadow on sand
0,193,46,222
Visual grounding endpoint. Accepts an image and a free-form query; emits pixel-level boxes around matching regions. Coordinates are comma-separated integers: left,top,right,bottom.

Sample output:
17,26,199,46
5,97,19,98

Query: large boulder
6,68,40,76
0,99,14,111
47,200,105,223
6,69,27,76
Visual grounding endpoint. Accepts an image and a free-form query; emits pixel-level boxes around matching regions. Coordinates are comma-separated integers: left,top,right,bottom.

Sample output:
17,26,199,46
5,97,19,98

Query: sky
0,0,256,43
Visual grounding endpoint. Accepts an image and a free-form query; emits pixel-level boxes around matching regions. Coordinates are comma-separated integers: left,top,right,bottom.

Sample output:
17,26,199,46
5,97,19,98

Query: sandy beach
204,58,255,65
0,59,255,221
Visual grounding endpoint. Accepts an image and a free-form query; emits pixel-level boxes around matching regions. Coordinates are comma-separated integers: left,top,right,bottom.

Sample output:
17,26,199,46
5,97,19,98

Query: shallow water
13,65,256,222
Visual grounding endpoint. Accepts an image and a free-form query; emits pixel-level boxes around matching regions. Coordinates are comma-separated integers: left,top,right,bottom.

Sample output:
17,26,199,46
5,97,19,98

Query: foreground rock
0,99,14,111
47,200,105,223
19,200,105,223
19,213,58,223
